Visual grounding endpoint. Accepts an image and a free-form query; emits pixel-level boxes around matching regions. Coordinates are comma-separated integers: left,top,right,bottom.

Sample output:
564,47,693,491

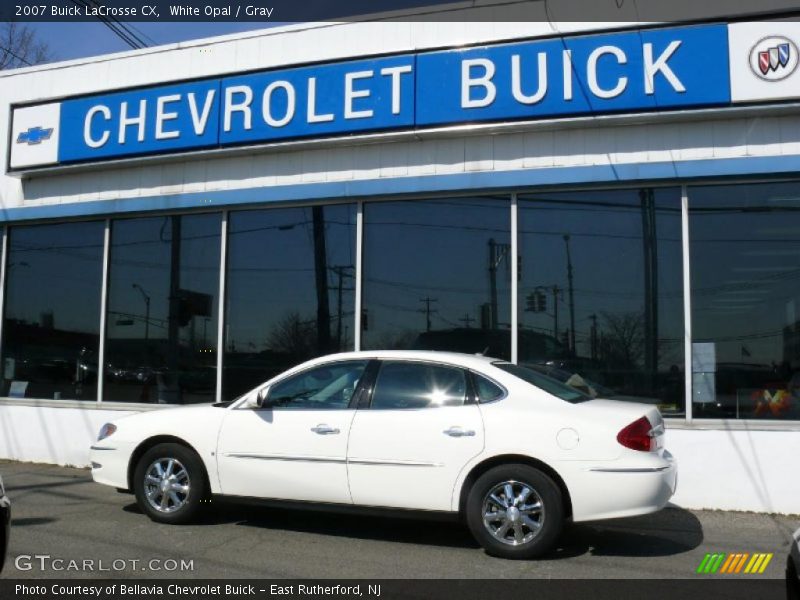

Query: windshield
493,362,591,404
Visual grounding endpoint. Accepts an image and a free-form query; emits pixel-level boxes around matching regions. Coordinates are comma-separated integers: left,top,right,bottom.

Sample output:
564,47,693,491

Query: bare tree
0,23,51,70
599,311,645,369
266,312,317,360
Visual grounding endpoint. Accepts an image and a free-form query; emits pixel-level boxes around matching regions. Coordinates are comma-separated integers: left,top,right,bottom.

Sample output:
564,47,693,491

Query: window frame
1,219,107,403
468,370,508,404
253,358,373,411
363,358,476,411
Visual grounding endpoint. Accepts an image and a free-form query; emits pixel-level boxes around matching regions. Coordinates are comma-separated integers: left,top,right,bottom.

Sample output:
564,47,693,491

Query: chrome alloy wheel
482,480,544,546
143,458,191,514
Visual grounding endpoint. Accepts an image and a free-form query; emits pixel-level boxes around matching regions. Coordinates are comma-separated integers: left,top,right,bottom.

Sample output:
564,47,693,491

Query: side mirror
256,387,269,408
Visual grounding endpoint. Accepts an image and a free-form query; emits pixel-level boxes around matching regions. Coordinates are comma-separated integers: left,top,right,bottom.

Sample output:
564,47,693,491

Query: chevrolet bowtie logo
17,126,53,145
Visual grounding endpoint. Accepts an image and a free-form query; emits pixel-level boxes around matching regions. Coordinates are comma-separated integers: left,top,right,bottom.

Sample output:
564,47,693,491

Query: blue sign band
54,23,730,165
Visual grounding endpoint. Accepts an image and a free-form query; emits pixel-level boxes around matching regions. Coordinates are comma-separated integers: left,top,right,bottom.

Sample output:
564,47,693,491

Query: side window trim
351,359,381,409
465,370,479,405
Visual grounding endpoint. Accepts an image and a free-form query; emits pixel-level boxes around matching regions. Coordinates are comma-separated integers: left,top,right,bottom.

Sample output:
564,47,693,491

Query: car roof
306,350,504,370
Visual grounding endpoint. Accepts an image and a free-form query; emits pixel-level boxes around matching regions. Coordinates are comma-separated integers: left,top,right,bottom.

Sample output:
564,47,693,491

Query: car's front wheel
466,464,563,559
133,443,207,524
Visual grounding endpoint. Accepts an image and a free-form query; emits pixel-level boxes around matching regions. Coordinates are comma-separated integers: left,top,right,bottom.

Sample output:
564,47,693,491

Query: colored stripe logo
696,552,773,574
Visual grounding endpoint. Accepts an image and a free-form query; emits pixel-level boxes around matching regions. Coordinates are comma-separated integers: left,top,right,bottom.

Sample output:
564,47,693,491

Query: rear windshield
493,362,591,404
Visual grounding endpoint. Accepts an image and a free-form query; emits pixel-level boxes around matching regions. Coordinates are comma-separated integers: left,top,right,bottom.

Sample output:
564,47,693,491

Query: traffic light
526,293,537,312
525,290,547,313
537,291,546,312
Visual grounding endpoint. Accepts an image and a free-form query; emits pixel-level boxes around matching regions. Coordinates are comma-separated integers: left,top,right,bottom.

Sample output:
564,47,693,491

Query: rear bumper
565,451,678,522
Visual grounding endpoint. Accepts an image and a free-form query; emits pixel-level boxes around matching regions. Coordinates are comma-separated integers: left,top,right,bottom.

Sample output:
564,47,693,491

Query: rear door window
370,362,467,409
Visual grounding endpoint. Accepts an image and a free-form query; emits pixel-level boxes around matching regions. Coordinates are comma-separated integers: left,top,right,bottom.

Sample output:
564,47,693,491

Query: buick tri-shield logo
749,36,798,81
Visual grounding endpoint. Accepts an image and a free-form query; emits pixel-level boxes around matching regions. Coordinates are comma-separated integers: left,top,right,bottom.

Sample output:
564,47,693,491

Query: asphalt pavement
1,460,797,579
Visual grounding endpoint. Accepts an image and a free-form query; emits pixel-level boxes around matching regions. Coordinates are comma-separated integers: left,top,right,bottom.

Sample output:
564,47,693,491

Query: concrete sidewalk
1,460,797,579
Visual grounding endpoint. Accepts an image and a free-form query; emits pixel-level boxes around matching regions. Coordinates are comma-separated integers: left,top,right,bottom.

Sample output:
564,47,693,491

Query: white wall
667,427,800,515
0,404,138,467
1,404,798,515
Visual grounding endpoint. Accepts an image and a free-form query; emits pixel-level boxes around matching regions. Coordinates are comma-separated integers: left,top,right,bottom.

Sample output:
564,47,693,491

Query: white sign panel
692,342,716,373
729,21,800,103
9,102,61,169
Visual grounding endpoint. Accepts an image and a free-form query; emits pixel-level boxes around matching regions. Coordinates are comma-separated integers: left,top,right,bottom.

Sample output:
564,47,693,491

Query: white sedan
90,351,677,559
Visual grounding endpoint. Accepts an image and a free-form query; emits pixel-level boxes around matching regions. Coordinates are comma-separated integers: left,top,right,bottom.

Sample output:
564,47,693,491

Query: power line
71,0,148,50
0,43,33,67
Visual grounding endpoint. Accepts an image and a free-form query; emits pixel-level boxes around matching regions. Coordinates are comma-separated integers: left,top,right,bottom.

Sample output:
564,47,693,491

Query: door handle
443,426,475,437
311,424,340,435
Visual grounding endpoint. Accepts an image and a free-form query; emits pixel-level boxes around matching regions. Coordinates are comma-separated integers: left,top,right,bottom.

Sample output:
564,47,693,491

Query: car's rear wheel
466,464,563,559
133,443,207,524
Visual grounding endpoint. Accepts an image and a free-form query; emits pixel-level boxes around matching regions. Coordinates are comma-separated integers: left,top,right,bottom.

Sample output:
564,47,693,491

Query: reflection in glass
104,214,221,403
266,360,368,410
690,182,800,419
518,188,685,415
362,198,511,358
2,222,104,400
370,362,467,409
222,204,356,400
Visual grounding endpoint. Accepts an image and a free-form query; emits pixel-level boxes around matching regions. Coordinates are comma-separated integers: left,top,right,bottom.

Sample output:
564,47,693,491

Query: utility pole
132,283,151,342
590,313,598,360
552,285,560,341
459,313,475,328
640,188,658,391
418,297,438,332
166,216,182,404
487,238,511,330
330,265,355,350
312,206,332,355
563,234,576,355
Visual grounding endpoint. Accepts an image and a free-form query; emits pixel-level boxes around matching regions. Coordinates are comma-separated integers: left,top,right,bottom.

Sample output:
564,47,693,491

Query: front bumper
89,443,133,490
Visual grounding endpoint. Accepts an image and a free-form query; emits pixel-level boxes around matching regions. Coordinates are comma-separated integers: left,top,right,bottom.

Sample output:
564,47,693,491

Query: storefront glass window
690,182,800,420
361,197,511,356
2,221,105,401
222,204,356,401
104,214,221,404
518,188,685,416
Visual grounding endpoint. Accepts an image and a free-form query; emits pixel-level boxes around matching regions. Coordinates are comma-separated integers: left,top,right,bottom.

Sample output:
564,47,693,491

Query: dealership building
0,5,799,514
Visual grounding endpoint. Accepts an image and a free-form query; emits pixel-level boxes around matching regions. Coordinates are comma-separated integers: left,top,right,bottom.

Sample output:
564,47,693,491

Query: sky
29,22,278,62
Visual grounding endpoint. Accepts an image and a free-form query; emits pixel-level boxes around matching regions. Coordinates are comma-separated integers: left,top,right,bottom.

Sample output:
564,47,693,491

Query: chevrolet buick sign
8,21,797,171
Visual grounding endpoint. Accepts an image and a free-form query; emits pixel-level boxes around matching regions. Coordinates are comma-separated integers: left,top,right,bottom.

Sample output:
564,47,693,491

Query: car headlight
97,423,117,441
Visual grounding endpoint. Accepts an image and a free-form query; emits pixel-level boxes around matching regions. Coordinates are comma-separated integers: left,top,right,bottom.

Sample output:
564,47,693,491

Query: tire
465,464,563,559
133,443,208,524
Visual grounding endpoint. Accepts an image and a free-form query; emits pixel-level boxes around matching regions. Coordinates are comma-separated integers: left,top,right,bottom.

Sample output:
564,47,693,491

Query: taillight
617,416,657,452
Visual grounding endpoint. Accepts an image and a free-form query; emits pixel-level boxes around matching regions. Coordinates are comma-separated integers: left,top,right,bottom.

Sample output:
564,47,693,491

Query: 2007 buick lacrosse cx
90,350,676,559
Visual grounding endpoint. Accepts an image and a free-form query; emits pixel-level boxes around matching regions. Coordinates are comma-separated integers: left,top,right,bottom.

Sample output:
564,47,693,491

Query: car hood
109,403,222,430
